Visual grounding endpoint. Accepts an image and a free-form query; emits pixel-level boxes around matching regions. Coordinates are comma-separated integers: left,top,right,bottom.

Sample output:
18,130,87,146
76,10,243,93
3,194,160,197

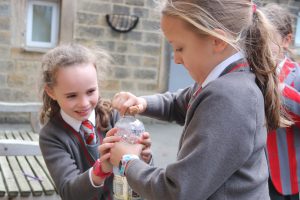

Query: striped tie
81,120,96,145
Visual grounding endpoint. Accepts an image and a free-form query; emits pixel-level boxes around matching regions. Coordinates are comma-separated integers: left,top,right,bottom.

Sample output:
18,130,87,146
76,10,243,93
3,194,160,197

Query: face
47,63,99,121
270,31,292,63
161,15,217,83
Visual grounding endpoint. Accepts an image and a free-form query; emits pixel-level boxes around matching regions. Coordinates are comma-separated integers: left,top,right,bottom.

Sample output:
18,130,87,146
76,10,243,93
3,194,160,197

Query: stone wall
0,0,165,123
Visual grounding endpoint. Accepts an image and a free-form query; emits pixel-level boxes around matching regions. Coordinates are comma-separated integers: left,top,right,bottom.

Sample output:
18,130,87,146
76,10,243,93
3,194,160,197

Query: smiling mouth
76,109,90,116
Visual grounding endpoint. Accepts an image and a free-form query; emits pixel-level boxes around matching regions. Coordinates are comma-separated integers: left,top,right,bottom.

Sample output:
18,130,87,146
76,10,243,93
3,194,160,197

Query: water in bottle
113,115,144,200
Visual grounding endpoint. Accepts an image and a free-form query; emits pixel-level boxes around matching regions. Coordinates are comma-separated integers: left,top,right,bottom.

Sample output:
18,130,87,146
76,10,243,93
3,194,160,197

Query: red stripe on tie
267,130,283,193
82,120,93,129
286,127,299,194
85,132,95,145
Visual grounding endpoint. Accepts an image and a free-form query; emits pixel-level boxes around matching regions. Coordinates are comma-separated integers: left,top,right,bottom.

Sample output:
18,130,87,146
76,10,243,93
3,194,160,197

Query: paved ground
0,122,183,168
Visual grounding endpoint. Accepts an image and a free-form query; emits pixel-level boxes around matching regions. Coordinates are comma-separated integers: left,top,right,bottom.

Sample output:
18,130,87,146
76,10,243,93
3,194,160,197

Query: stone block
114,67,131,78
7,73,28,87
127,55,141,66
125,0,144,6
0,4,9,17
134,69,157,79
0,16,10,30
78,2,111,14
141,20,160,31
144,32,162,43
137,83,157,91
0,73,7,87
113,5,130,15
0,31,10,45
100,79,120,90
132,44,161,56
115,42,128,52
77,12,100,25
96,40,116,51
143,56,159,68
15,60,41,76
112,54,126,65
120,81,136,90
75,25,104,39
10,48,43,60
122,31,142,41
0,60,14,72
0,45,10,58
111,0,124,3
133,7,149,18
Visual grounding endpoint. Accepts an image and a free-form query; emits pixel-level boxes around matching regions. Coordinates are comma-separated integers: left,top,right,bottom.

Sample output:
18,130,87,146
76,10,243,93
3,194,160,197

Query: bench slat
19,131,55,196
27,131,56,188
0,133,7,197
5,131,31,197
0,157,19,197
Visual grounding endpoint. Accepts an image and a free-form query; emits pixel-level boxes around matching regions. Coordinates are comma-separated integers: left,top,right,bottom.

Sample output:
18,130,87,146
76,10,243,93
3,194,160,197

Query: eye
87,89,96,95
175,48,183,52
66,94,76,99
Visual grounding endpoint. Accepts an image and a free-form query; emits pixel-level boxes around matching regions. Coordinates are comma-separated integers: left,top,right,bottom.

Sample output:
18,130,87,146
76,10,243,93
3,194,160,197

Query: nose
78,96,89,108
174,53,183,65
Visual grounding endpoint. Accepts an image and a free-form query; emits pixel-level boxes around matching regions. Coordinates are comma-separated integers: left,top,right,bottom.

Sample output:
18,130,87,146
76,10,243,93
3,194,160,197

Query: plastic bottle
113,115,144,200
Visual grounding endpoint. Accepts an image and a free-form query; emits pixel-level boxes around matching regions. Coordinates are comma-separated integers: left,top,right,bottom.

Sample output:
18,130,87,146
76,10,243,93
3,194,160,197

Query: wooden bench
0,101,61,199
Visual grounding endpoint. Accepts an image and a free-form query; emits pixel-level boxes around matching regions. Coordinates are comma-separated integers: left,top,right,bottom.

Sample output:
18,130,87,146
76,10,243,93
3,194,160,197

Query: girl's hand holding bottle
112,92,147,116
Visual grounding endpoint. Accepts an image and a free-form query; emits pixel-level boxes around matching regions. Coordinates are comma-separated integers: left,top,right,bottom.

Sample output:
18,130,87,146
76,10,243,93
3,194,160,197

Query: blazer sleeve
124,79,259,200
142,84,196,126
39,124,103,200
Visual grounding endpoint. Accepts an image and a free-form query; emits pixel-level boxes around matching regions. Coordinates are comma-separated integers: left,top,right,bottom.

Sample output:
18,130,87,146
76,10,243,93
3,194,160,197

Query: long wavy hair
160,0,291,130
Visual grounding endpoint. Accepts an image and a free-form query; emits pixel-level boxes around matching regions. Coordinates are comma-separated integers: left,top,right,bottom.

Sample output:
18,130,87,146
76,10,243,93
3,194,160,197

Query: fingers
139,132,151,148
112,92,146,116
99,143,115,154
141,148,151,156
105,127,118,137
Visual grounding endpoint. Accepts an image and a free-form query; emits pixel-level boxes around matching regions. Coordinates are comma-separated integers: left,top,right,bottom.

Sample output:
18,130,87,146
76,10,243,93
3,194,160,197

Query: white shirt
60,109,102,188
202,51,245,88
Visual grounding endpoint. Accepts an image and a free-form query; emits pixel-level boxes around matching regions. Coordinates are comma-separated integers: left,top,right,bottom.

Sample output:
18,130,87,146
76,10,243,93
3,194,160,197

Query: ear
45,85,56,100
211,29,228,53
282,33,293,50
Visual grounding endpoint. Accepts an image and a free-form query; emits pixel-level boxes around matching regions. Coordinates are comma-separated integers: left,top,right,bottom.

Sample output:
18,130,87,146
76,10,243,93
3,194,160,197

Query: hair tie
252,3,257,13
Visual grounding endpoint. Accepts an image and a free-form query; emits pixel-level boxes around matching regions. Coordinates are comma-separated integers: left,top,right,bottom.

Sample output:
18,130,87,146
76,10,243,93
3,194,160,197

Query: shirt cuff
89,168,104,188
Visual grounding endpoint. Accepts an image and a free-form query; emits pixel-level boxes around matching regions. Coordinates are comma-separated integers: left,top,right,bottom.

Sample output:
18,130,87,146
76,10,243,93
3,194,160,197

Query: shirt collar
60,109,96,132
201,51,244,88
277,56,288,74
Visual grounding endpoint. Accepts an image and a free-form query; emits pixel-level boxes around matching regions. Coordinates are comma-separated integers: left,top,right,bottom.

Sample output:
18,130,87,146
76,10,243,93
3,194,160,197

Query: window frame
26,0,59,49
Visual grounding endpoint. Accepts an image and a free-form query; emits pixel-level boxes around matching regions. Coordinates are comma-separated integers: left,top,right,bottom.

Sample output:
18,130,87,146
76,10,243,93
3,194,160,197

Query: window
295,12,300,47
26,0,59,49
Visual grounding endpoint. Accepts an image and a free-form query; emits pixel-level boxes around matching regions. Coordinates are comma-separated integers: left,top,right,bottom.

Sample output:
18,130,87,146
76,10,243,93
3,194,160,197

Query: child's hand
98,128,121,173
139,132,152,163
112,92,147,116
109,142,143,166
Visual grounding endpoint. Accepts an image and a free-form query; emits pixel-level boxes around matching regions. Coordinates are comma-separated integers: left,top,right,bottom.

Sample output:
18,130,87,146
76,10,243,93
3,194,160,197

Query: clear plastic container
113,115,144,200
115,115,145,144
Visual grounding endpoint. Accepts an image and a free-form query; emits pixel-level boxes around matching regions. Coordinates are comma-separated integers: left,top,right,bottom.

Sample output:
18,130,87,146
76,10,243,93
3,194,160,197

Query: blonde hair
160,0,291,130
40,43,112,130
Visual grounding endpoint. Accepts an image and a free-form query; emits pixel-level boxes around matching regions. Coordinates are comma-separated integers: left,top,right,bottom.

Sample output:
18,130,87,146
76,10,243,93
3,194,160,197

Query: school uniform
124,52,270,200
267,57,300,200
39,109,120,200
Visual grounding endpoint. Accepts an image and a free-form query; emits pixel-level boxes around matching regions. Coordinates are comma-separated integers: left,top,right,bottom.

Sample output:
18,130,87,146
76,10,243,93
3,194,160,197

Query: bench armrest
0,101,42,132
0,139,41,156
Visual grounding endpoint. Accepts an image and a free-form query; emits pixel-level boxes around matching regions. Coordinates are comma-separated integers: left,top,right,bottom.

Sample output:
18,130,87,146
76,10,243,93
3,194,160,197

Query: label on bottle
113,174,129,200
